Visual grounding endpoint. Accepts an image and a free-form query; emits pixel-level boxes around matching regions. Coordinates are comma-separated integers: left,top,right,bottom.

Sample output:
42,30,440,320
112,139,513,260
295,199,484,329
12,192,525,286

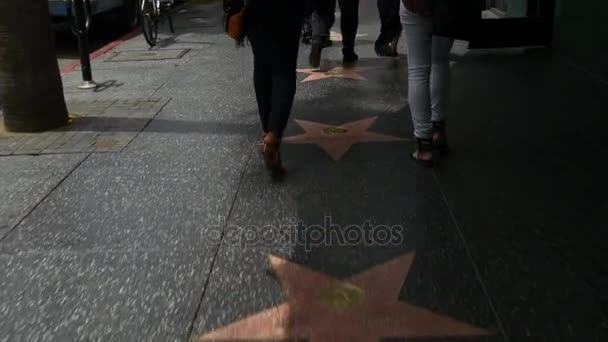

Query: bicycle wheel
141,0,158,46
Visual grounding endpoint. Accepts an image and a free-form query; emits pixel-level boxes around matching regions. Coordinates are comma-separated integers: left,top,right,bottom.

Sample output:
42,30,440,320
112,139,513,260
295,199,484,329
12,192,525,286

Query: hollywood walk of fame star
282,116,408,161
297,66,378,83
195,252,490,341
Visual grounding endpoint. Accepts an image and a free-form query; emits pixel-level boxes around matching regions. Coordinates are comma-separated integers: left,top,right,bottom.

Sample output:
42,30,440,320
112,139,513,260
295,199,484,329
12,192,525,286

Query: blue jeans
400,5,454,139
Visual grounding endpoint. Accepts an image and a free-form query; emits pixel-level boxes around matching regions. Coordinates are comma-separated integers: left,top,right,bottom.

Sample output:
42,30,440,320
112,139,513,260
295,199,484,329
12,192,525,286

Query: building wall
553,0,608,79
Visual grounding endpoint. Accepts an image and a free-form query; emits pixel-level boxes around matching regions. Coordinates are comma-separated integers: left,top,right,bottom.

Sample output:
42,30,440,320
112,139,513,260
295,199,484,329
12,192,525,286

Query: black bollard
72,0,97,89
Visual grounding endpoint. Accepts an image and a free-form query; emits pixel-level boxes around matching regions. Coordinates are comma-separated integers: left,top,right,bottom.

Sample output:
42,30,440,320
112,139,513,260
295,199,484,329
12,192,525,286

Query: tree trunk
0,0,69,132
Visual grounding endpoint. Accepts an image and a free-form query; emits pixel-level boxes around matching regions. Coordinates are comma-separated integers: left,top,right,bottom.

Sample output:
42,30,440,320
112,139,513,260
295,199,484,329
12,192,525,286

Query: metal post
72,0,97,89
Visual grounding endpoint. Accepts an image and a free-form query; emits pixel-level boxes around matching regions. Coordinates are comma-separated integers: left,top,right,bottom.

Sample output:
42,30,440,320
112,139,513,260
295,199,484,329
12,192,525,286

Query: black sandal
432,121,450,155
411,138,434,168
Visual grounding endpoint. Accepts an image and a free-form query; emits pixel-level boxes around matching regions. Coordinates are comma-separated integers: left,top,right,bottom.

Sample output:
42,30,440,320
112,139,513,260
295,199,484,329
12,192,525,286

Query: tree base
2,114,70,133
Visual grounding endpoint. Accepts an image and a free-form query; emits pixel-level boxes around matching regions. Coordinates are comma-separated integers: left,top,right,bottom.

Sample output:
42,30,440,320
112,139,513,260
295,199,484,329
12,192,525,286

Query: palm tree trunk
0,0,69,132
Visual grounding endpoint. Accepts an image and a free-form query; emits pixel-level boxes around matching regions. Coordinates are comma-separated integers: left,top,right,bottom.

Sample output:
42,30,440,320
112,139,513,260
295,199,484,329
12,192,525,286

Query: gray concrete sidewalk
1,2,253,341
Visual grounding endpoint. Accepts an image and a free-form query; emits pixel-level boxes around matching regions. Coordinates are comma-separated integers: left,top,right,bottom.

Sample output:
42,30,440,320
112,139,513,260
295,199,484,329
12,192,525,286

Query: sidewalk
1,1,607,341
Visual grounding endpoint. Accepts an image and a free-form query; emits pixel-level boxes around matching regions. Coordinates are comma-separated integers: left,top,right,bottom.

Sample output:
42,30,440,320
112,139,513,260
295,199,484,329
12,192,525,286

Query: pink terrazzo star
283,116,408,161
196,253,490,341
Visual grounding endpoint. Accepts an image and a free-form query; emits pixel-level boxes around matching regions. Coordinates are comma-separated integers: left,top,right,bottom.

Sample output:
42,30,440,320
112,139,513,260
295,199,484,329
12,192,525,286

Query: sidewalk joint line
562,56,608,87
0,153,92,243
185,145,254,341
120,97,173,153
432,171,510,342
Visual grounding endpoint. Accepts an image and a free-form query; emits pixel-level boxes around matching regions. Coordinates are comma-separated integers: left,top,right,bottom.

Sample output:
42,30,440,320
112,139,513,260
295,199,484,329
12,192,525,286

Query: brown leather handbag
226,9,246,41
224,0,248,43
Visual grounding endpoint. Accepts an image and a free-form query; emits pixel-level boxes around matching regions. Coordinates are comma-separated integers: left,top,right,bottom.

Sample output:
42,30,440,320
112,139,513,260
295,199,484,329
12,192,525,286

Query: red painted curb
60,27,142,75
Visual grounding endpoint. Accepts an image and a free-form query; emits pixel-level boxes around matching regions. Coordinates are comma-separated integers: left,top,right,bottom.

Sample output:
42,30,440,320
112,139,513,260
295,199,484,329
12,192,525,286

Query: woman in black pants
246,0,305,177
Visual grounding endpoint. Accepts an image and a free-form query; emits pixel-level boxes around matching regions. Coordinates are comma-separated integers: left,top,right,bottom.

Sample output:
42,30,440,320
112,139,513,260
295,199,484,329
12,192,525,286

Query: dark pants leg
337,0,359,50
253,58,271,132
268,61,297,139
311,0,335,45
377,0,402,45
328,0,336,32
303,16,312,40
250,32,300,139
302,0,313,41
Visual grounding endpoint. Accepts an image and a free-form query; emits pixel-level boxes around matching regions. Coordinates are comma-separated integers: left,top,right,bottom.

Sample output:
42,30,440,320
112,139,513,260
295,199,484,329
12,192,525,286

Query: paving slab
0,250,213,342
0,148,245,254
435,50,608,341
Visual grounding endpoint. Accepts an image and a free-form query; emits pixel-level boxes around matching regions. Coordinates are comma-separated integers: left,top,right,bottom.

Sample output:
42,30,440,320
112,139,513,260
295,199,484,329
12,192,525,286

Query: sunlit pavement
1,1,607,341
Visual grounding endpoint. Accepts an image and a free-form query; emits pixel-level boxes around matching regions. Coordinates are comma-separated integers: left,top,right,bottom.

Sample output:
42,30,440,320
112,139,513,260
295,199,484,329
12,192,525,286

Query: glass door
469,0,556,48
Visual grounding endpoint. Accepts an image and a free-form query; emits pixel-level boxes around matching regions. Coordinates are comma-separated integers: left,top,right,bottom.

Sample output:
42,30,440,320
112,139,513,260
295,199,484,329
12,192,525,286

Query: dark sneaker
302,35,312,45
309,44,322,69
342,48,358,65
375,42,393,57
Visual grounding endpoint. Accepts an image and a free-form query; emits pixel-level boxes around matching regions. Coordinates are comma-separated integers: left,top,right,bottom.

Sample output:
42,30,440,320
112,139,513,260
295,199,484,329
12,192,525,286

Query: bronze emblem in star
297,66,379,83
283,116,408,161
195,252,490,341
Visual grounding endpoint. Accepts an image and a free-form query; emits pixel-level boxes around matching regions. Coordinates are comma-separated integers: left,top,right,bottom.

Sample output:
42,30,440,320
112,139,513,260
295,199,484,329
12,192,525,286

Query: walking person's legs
376,0,401,56
401,6,433,165
268,38,300,140
253,58,272,134
309,0,334,67
303,16,312,44
401,5,454,166
337,0,359,63
247,0,303,177
262,20,303,177
377,0,402,56
430,35,454,152
248,30,272,136
387,0,403,55
326,0,336,45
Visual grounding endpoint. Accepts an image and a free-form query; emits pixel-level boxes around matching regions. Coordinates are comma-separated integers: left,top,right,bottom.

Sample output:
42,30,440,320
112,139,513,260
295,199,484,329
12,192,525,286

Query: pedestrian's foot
390,36,400,56
262,134,286,179
375,42,394,57
342,48,358,65
302,36,312,45
258,130,268,153
432,121,450,155
321,37,332,48
309,44,322,69
410,138,434,168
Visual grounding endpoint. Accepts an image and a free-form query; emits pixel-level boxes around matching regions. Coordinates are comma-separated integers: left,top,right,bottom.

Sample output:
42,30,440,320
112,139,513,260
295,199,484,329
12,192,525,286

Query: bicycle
140,0,175,47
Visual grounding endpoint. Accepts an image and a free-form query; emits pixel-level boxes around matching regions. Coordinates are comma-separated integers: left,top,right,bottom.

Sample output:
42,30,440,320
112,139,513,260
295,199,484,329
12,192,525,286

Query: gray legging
400,5,454,139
